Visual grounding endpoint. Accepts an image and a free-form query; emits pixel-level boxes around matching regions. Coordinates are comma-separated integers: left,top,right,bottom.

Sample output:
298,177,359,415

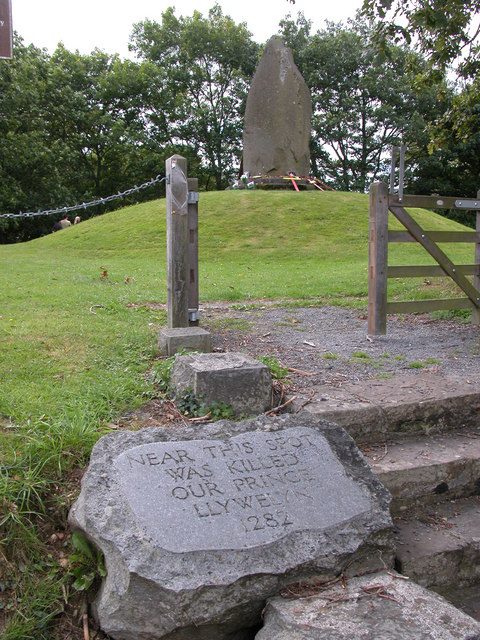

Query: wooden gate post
187,177,199,326
368,181,389,335
166,155,189,328
473,188,480,325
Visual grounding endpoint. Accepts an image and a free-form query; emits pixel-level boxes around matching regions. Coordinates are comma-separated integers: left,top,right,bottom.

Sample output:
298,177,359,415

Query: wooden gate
368,181,480,335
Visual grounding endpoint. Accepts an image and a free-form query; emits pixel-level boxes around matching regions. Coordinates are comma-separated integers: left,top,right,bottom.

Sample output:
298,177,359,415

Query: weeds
207,317,252,331
175,388,235,420
175,388,202,417
351,351,371,360
258,355,289,380
322,352,338,360
407,357,441,369
151,356,176,393
68,531,106,592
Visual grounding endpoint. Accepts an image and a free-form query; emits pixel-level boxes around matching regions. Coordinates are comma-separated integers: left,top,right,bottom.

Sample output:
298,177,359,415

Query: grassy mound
0,189,476,638
10,189,474,301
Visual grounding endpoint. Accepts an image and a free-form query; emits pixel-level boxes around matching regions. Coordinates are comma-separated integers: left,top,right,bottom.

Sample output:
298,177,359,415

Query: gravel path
203,304,480,386
122,304,480,429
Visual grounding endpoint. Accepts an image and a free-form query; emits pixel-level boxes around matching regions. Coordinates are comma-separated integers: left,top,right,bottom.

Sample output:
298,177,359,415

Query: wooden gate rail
368,181,480,335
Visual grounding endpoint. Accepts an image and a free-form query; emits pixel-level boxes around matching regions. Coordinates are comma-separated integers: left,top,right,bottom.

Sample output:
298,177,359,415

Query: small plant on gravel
407,360,425,369
351,351,374,364
258,355,289,380
322,352,338,360
351,351,370,360
408,358,440,369
208,317,252,331
375,372,394,380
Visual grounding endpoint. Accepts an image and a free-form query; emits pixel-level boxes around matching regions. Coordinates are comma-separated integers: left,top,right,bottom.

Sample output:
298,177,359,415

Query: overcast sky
12,0,363,58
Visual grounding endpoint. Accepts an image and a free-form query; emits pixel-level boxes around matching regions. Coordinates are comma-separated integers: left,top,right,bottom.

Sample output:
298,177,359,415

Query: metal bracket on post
389,147,398,195
455,199,480,209
187,179,199,326
188,309,200,323
389,144,406,201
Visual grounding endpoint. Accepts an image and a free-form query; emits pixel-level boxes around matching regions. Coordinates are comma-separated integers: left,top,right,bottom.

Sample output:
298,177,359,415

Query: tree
280,16,450,191
130,4,259,189
45,46,173,199
361,0,480,76
0,40,174,242
420,78,480,200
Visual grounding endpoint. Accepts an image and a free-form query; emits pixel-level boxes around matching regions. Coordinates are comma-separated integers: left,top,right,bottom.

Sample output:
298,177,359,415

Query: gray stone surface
395,496,480,589
69,414,393,640
435,583,480,622
158,326,211,356
365,430,480,514
255,570,480,639
170,352,272,416
243,36,311,177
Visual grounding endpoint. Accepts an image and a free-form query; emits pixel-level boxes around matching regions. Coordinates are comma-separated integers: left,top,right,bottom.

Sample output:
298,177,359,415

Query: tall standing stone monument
243,36,311,177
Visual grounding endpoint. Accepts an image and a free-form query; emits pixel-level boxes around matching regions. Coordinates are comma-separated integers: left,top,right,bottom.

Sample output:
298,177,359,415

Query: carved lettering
127,448,195,468
116,428,369,552
164,463,213,481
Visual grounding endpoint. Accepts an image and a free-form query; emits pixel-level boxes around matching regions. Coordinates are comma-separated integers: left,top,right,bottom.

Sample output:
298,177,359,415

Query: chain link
0,175,166,219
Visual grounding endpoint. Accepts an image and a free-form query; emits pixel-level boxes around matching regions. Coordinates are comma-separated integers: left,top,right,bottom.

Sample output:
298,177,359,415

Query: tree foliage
0,39,184,242
2,4,480,241
130,4,259,190
280,15,450,191
361,0,480,76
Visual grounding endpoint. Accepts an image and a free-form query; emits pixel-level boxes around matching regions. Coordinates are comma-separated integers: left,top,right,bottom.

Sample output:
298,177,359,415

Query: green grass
407,357,441,369
0,188,476,637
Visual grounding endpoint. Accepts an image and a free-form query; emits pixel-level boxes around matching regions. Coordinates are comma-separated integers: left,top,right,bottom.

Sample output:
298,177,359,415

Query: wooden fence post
166,154,189,328
368,181,389,335
473,188,480,325
187,177,199,326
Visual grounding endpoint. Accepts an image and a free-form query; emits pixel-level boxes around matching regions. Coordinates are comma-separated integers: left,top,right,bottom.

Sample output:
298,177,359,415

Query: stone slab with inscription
69,414,394,640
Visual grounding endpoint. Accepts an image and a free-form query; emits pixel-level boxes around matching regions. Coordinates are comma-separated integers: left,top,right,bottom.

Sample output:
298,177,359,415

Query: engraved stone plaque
115,428,371,552
69,414,393,640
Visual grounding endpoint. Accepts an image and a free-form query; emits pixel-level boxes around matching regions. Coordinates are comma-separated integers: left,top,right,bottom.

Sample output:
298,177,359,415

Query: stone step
394,496,480,590
363,430,480,514
433,584,480,622
297,373,480,444
255,570,480,639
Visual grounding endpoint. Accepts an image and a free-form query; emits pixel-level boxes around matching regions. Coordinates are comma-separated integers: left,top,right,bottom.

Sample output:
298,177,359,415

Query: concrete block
170,352,272,416
158,327,211,356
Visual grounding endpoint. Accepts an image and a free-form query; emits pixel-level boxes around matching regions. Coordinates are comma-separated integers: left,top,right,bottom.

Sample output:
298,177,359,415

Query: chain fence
0,174,166,219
